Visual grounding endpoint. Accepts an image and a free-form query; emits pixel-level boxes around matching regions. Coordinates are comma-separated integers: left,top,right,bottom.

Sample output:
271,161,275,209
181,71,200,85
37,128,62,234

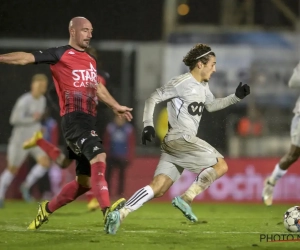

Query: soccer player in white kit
105,43,250,234
262,62,300,206
0,74,50,207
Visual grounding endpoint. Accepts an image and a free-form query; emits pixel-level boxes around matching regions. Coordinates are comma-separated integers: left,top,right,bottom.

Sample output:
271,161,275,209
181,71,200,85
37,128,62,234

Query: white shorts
7,141,46,167
154,134,223,182
291,114,300,147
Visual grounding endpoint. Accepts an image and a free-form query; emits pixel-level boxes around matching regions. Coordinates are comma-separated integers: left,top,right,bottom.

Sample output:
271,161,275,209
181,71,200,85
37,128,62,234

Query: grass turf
0,201,299,250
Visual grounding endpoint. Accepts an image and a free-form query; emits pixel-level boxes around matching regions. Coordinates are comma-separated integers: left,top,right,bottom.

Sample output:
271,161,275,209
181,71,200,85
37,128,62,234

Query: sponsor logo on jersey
188,102,205,116
72,62,98,88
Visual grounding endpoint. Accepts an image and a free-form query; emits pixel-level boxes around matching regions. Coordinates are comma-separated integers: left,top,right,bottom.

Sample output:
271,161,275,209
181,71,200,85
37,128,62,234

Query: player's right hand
235,82,250,99
113,105,133,121
142,126,155,145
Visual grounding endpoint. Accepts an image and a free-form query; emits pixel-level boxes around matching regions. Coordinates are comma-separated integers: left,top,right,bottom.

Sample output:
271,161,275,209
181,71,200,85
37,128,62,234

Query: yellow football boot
23,131,43,149
87,198,99,212
103,198,126,224
27,201,51,230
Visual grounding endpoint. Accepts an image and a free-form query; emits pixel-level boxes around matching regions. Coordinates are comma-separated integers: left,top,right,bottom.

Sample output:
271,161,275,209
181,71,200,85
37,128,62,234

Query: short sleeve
32,46,67,65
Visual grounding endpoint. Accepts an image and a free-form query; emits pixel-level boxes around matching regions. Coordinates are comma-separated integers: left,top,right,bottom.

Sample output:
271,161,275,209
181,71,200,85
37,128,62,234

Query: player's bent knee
76,175,91,188
7,167,18,175
37,156,51,168
90,153,106,165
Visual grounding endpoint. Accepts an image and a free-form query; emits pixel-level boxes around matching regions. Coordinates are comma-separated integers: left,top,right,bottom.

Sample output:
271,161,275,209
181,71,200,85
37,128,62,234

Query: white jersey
9,92,46,143
288,62,300,114
143,72,240,139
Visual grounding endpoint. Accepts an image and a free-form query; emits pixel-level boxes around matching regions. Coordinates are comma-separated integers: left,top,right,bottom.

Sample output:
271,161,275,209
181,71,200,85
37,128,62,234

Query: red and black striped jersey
33,45,99,117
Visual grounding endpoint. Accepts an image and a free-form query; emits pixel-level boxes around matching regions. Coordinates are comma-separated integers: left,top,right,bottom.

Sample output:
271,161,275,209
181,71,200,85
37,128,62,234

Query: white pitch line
124,231,291,235
4,228,66,232
1,226,291,235
201,231,286,234
124,230,157,233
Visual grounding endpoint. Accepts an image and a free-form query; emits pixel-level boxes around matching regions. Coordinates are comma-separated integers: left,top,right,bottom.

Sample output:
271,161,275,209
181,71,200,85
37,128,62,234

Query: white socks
269,164,287,185
182,183,202,202
120,185,154,220
0,170,14,200
183,167,218,202
23,164,48,189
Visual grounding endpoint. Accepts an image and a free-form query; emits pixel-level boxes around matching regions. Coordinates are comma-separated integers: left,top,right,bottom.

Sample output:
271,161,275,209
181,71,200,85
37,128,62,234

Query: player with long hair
105,43,250,234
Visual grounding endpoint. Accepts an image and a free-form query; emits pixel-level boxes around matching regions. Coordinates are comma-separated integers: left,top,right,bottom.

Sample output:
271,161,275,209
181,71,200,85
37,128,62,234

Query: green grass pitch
0,201,299,250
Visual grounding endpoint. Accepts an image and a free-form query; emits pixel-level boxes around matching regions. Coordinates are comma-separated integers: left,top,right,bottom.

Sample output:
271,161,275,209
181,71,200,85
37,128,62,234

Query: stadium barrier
1,154,300,203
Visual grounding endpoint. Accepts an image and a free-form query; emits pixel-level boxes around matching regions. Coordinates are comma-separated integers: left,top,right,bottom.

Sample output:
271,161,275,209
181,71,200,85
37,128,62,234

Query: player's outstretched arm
0,52,35,65
96,83,133,121
205,82,250,112
288,63,300,88
142,83,178,145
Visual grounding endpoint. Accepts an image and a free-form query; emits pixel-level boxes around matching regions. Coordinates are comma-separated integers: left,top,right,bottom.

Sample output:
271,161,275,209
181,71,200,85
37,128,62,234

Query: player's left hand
142,126,155,145
235,82,250,99
113,105,133,121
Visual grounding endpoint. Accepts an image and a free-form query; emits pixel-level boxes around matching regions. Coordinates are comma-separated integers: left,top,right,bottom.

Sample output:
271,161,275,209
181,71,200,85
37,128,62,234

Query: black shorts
61,111,104,176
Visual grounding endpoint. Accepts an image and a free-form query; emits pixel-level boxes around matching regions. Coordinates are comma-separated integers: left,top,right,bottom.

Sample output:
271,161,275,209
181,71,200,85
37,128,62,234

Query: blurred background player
262,62,300,206
22,46,110,211
21,108,62,201
105,43,250,234
0,74,50,208
104,115,135,199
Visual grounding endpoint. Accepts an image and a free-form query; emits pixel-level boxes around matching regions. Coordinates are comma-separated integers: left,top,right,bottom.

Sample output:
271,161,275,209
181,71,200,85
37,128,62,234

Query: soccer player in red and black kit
22,47,110,212
0,16,132,230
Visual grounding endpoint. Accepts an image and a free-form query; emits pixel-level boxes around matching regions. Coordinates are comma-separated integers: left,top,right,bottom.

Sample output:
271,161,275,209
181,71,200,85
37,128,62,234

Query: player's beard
81,40,90,49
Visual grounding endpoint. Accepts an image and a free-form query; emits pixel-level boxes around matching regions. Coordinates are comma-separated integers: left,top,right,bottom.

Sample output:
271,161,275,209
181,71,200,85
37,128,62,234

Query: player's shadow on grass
181,220,208,225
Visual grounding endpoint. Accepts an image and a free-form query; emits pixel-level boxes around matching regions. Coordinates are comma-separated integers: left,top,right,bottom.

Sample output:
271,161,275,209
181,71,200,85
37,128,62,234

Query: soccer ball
283,206,300,232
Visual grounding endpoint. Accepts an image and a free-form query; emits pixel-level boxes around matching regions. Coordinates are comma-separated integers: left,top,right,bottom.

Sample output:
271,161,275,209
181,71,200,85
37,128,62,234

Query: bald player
0,74,49,208
105,43,250,234
22,46,111,211
0,16,133,230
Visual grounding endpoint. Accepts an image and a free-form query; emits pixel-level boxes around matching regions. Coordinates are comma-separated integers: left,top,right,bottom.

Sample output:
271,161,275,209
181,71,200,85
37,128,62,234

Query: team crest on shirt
91,130,98,137
72,63,97,88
